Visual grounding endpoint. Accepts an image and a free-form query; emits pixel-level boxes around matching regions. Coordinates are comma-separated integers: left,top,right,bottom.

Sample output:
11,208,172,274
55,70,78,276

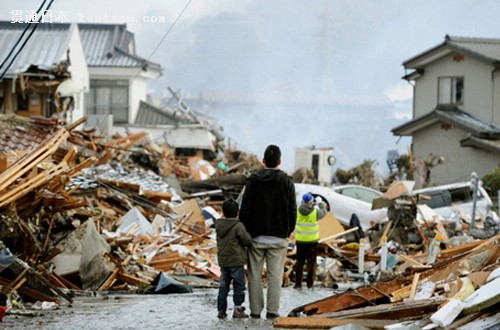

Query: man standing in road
294,193,327,289
240,144,297,320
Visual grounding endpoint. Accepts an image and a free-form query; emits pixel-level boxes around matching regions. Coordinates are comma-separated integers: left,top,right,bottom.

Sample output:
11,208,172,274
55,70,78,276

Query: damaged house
393,35,500,185
0,22,89,123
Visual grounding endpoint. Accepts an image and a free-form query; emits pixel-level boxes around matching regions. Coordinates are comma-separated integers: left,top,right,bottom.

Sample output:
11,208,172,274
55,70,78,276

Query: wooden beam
316,298,443,320
98,268,120,291
0,276,58,303
0,128,67,192
273,317,394,329
65,115,88,131
53,273,81,290
409,273,421,301
0,162,69,207
1,268,28,295
289,278,412,316
437,240,483,260
116,273,150,287
319,227,359,244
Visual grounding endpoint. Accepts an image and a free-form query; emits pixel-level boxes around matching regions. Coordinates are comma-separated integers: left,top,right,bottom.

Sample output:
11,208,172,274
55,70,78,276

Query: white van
412,180,498,223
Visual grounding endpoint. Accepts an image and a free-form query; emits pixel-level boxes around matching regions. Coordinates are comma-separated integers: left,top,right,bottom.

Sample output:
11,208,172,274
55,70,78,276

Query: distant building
0,22,88,123
393,35,500,185
188,84,402,171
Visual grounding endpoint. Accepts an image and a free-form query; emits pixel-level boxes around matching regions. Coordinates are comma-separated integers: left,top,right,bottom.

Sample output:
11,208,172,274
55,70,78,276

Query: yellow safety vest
295,208,319,243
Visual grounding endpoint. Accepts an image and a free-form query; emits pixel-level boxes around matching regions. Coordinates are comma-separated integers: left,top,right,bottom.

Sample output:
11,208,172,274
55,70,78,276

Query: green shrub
482,167,500,193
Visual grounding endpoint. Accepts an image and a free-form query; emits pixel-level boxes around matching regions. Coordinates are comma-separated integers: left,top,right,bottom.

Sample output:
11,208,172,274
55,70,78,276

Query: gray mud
4,287,335,329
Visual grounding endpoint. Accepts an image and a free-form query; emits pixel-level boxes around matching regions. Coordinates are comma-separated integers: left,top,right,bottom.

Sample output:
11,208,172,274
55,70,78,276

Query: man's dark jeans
294,242,318,288
217,266,246,313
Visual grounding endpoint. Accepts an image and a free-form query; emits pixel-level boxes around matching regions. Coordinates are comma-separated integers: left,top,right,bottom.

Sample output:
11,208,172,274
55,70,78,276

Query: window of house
85,80,129,124
438,77,464,105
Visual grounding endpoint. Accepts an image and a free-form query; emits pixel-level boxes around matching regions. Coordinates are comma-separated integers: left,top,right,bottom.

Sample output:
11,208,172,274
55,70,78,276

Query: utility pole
321,0,334,98
469,172,479,234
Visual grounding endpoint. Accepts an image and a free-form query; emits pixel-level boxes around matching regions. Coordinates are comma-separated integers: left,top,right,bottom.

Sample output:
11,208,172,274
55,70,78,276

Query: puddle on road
3,287,334,330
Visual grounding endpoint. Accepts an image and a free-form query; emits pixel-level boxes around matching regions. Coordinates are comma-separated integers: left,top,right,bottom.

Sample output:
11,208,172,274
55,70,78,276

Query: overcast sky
2,1,500,174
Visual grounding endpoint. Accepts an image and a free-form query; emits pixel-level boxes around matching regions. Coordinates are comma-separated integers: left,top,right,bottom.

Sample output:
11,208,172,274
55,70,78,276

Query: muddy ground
4,287,335,329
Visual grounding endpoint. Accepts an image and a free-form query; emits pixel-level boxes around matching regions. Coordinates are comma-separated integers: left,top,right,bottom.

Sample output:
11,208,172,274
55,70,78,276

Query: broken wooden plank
65,115,88,131
316,297,444,320
116,273,150,287
98,268,120,291
288,278,412,316
27,268,73,303
0,162,69,207
0,276,58,303
53,273,81,290
437,240,483,261
318,226,359,244
0,128,67,192
273,317,395,329
409,273,421,301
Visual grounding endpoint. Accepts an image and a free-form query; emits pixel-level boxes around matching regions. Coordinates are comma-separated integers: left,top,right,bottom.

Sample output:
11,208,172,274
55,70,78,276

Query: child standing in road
215,199,253,319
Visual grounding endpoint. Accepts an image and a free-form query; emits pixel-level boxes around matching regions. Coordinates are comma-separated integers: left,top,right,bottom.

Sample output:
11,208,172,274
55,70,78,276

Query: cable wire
0,0,48,71
0,0,55,82
111,0,192,106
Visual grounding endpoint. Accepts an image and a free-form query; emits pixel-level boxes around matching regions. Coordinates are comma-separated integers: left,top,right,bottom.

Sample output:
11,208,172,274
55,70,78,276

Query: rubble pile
0,115,258,307
0,114,498,328
276,181,500,329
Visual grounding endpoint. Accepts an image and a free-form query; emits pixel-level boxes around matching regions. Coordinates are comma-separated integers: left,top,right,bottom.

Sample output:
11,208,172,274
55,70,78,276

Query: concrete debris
0,114,497,329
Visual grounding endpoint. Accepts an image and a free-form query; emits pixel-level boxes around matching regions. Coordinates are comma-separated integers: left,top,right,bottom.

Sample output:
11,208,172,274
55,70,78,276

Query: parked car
412,180,499,223
294,183,387,230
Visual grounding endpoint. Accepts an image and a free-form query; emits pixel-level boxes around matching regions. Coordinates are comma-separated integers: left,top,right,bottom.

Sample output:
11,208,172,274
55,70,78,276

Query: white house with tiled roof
393,35,500,185
78,23,162,125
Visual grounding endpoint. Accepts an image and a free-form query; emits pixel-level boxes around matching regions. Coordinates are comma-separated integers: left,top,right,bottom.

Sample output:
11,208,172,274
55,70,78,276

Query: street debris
0,114,498,329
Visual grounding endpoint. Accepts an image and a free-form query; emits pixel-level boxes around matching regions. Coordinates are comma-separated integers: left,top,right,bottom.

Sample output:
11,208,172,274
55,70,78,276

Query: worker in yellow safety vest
294,193,327,289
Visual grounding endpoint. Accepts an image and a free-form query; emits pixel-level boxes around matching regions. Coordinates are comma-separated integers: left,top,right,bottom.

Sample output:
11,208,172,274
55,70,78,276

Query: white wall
57,24,89,124
493,69,500,125
413,53,493,121
413,123,499,184
129,77,147,123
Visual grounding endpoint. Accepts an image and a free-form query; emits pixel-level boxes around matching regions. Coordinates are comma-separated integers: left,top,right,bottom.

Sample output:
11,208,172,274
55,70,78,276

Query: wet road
4,287,335,329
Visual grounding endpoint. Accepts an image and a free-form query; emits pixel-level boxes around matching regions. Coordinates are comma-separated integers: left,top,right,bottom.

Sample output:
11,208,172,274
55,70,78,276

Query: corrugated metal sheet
78,23,161,70
0,21,72,75
135,100,197,126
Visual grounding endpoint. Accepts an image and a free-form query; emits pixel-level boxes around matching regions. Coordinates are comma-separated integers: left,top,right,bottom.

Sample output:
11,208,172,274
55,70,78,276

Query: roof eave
392,111,439,136
460,135,500,154
403,69,424,81
403,41,449,69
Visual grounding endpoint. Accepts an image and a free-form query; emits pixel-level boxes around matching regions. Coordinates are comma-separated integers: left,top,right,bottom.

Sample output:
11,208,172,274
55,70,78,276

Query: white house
78,23,162,126
392,35,500,185
0,22,89,122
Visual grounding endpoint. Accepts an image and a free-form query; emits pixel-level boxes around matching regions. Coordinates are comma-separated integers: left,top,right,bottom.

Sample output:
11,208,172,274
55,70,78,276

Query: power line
0,0,56,82
0,0,49,71
112,0,193,107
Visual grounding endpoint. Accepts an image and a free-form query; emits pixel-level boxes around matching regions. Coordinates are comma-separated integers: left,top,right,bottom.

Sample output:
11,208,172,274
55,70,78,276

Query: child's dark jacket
216,218,253,267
